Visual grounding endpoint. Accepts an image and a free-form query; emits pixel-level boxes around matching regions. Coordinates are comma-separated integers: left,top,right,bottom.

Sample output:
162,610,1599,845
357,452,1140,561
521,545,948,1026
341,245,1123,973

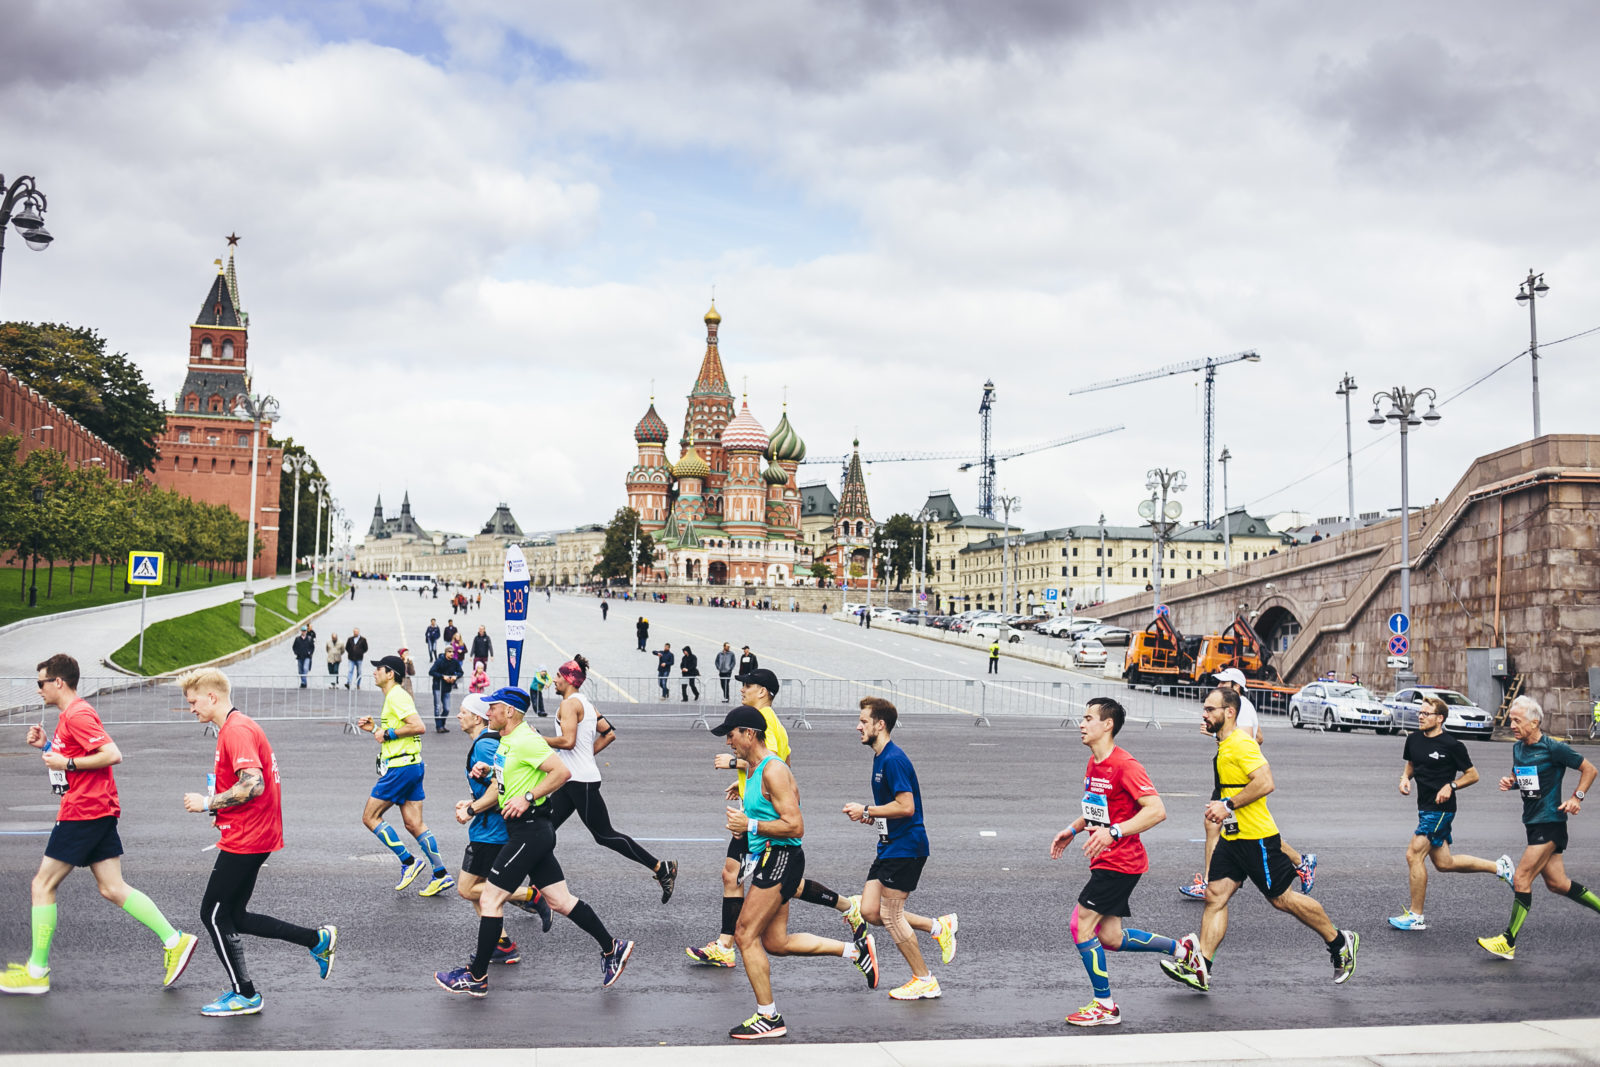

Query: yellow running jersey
737,704,790,797
1215,729,1277,840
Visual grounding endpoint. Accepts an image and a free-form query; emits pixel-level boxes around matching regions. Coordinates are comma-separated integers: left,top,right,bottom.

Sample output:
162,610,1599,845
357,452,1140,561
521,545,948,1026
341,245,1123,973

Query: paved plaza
1,586,1597,1053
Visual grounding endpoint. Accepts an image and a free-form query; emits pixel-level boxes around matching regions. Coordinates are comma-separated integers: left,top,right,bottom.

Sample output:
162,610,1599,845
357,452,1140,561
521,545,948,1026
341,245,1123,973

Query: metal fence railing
2,675,1201,732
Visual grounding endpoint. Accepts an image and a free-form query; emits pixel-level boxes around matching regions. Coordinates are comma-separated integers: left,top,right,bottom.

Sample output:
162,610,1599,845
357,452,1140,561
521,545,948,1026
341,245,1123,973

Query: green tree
809,560,833,583
591,507,654,581
873,513,923,589
0,322,167,470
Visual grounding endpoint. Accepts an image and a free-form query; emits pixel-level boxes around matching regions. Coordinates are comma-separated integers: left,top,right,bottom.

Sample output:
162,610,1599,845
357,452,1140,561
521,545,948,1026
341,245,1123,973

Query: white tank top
556,691,601,783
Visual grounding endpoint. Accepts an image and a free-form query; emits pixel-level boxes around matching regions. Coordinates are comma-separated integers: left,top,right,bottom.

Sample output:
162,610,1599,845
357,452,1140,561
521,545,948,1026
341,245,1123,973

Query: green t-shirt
494,722,556,811
379,686,422,764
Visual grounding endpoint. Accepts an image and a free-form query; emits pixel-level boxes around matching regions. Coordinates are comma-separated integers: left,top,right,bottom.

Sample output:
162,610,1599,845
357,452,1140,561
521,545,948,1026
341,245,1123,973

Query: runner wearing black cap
711,706,877,1041
687,669,858,967
436,687,634,997
356,655,452,898
544,656,678,902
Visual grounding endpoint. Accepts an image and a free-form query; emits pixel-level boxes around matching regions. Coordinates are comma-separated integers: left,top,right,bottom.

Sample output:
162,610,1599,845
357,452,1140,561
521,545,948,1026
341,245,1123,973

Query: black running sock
721,896,743,938
469,916,502,979
1565,881,1600,915
796,880,839,909
1507,890,1532,946
567,900,614,951
1325,931,1345,956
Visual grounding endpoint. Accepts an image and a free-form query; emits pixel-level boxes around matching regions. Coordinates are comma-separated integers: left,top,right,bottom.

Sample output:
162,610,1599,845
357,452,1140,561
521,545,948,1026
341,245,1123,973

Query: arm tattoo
213,768,265,809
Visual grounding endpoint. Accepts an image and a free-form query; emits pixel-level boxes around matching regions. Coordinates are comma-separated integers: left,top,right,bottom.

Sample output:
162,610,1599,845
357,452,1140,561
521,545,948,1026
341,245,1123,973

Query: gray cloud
0,0,222,88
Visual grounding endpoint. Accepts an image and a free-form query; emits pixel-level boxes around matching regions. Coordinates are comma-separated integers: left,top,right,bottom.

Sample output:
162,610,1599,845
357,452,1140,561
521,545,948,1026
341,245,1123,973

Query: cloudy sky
3,1,1595,539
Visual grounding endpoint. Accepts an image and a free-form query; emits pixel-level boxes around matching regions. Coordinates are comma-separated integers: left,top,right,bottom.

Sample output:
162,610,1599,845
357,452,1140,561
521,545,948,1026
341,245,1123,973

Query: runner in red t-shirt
1,654,198,998
1048,696,1204,1027
179,668,337,1017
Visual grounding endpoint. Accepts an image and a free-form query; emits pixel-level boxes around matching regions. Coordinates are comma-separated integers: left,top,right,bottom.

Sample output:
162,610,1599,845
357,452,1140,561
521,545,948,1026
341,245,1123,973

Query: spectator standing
738,646,758,677
715,643,737,702
424,619,441,661
468,665,490,697
530,667,553,718
325,633,344,689
291,626,315,689
637,617,650,652
428,648,463,733
470,626,494,673
654,644,675,700
680,646,701,702
399,649,417,696
443,619,459,646
344,629,369,689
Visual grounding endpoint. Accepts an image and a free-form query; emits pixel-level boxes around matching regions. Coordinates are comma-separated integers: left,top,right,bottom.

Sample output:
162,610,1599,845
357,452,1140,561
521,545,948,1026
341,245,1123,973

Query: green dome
762,459,789,486
767,408,806,463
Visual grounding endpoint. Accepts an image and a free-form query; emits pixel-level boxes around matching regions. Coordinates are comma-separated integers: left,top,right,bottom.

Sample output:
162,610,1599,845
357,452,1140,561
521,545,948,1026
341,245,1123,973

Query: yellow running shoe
394,860,423,892
162,932,199,987
0,965,49,996
934,913,958,965
888,975,942,1000
842,895,866,940
1477,934,1515,960
418,873,456,897
686,940,737,967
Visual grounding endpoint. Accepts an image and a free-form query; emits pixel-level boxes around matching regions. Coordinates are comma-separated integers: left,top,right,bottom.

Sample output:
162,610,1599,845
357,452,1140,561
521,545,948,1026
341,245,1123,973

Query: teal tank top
743,755,802,856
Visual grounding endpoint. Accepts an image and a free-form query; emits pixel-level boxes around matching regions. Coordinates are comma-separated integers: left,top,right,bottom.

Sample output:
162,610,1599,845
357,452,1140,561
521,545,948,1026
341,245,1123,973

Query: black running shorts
1209,833,1296,899
867,855,926,893
488,817,564,893
750,844,806,900
1526,821,1568,855
461,841,499,878
45,816,124,868
1077,868,1140,917
726,831,749,861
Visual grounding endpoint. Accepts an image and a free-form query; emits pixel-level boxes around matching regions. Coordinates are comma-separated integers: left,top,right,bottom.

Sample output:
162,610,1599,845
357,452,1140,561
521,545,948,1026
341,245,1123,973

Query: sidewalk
12,1017,1600,1065
0,574,296,677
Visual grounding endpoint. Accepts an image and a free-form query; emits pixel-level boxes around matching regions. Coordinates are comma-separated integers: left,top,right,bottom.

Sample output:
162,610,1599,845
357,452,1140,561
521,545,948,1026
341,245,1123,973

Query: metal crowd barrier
0,675,371,732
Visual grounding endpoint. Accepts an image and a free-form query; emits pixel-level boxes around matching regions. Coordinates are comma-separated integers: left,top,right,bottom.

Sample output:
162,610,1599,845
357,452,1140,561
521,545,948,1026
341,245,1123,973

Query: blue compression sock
415,830,447,876
373,822,414,864
1118,928,1180,955
1075,937,1111,999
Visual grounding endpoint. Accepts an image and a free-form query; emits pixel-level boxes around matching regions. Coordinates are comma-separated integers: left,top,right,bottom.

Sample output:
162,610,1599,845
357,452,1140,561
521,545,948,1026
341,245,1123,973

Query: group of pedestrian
647,636,759,703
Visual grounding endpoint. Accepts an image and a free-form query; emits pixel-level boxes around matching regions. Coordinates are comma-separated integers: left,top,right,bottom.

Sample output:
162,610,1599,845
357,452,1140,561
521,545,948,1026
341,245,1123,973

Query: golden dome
673,447,710,480
704,302,722,325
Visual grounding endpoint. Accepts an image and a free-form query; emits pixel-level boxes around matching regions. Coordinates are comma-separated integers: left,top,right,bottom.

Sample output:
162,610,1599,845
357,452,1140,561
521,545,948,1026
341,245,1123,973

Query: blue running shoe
602,938,634,988
310,924,337,979
510,890,554,933
1178,873,1207,900
1387,909,1426,931
435,966,488,997
1297,853,1318,894
201,990,263,1017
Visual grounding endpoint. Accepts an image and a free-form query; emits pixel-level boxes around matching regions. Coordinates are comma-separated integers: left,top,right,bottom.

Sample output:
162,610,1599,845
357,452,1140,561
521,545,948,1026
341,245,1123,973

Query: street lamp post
1218,447,1232,567
233,392,280,636
0,173,55,311
283,455,313,614
880,538,898,610
308,479,326,602
1335,373,1358,528
1142,468,1186,616
1368,385,1441,687
629,521,640,599
1098,514,1107,604
915,505,936,614
1516,269,1550,438
997,493,1020,615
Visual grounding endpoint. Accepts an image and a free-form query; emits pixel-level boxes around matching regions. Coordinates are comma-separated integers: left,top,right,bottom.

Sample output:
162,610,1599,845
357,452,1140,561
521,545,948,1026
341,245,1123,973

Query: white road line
522,617,636,702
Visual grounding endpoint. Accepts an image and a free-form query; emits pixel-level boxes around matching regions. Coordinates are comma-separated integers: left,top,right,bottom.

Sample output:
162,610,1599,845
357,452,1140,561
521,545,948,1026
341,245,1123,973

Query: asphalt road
2,587,1595,1051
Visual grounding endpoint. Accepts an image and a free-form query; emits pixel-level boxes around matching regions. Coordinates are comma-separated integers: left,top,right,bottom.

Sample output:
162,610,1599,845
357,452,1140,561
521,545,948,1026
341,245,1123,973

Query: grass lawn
109,580,338,675
0,564,245,629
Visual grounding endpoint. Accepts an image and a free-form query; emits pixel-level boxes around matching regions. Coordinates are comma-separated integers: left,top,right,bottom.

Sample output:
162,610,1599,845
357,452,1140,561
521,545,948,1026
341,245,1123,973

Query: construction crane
799,424,1124,496
1070,349,1261,528
978,379,996,516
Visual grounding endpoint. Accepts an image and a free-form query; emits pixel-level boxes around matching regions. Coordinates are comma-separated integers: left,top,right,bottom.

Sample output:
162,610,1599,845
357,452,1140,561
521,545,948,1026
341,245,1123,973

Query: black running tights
549,780,659,872
200,849,318,998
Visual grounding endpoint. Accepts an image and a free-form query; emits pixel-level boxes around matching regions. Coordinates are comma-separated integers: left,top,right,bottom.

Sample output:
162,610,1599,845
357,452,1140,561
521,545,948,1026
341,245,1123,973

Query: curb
0,574,291,638
99,583,348,681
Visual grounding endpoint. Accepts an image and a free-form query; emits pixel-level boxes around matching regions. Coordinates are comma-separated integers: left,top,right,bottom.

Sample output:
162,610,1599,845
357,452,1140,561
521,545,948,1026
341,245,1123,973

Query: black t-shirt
1403,731,1473,812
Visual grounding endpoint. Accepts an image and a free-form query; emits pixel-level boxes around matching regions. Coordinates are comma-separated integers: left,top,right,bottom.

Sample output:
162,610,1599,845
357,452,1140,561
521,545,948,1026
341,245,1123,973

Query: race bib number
738,851,759,884
1514,765,1540,798
1221,815,1240,836
376,755,388,778
873,816,889,845
1081,792,1110,826
48,767,67,796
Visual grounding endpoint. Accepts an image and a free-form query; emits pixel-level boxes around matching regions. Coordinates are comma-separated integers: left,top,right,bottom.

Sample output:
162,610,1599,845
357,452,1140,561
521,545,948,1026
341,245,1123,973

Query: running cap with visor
736,667,780,695
459,694,491,720
485,686,531,713
711,705,769,736
371,654,407,677
1214,667,1248,687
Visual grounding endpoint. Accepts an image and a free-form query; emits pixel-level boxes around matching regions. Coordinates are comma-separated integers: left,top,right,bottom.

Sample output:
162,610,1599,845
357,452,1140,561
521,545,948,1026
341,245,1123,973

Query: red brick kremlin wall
0,366,135,481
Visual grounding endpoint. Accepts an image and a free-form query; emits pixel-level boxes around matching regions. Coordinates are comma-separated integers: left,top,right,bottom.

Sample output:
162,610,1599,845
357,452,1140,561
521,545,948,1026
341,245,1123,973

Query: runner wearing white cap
1179,668,1317,901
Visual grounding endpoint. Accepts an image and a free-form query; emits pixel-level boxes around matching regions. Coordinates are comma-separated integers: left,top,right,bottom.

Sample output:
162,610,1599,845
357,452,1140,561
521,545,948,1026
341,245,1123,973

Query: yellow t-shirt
1215,729,1277,840
379,686,422,764
737,704,791,797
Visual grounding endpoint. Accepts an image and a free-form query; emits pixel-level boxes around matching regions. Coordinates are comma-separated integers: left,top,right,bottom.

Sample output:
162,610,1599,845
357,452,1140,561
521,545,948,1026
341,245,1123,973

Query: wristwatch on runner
1576,790,1587,801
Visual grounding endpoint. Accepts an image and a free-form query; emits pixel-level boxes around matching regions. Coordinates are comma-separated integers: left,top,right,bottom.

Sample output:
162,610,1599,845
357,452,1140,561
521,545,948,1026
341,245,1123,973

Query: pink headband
558,661,586,687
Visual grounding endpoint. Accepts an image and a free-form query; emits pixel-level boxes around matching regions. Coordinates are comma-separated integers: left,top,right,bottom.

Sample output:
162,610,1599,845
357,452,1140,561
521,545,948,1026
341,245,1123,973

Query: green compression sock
1565,881,1600,916
120,888,179,946
27,904,57,973
1506,890,1531,946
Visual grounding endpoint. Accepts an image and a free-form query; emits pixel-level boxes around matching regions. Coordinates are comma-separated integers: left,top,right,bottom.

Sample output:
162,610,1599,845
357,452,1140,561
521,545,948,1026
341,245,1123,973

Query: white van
388,572,436,590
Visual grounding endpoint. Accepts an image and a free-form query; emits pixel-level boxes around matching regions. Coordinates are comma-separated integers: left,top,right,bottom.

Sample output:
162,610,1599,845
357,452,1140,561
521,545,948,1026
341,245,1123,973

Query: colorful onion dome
672,447,710,480
704,302,721,325
720,400,769,453
767,408,806,463
633,401,669,444
762,459,789,486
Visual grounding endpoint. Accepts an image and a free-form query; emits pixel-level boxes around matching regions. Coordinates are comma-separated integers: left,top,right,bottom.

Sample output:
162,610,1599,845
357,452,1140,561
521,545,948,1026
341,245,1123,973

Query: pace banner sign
503,545,530,688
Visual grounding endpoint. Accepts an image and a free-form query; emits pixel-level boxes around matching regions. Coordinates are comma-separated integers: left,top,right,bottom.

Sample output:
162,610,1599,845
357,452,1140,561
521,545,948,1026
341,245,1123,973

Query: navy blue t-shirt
1512,735,1585,825
872,740,929,859
467,730,508,844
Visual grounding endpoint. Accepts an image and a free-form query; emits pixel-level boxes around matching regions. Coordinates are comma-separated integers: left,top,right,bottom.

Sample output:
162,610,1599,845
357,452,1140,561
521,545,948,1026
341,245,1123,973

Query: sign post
502,546,530,688
127,551,165,669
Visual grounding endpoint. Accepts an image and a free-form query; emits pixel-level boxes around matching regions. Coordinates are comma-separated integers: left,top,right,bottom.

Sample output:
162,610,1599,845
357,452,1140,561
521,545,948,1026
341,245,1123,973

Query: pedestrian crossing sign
128,551,164,586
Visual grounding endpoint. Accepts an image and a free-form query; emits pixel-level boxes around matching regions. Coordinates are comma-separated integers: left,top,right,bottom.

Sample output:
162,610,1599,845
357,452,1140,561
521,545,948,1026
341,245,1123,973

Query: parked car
1385,686,1494,737
1034,617,1078,637
969,624,1023,645
1070,639,1109,668
1087,625,1132,646
1288,681,1397,733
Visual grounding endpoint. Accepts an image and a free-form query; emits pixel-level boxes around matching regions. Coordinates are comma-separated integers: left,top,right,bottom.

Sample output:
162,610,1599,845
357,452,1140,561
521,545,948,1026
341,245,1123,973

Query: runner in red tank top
178,668,336,1018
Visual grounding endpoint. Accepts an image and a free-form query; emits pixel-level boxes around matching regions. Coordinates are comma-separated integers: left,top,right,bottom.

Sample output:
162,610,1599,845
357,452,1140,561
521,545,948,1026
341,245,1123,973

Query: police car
1287,681,1397,734
1385,686,1493,738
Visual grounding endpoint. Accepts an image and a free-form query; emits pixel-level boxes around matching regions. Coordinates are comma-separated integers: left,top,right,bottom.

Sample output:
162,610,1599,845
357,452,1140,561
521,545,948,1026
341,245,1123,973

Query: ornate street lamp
308,478,326,602
1368,385,1441,686
0,173,54,311
233,392,280,636
282,455,314,614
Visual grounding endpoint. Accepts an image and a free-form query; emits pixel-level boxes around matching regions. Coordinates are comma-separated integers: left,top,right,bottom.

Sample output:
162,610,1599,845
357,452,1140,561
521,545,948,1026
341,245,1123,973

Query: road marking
635,837,725,842
522,617,636,702
980,831,998,837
